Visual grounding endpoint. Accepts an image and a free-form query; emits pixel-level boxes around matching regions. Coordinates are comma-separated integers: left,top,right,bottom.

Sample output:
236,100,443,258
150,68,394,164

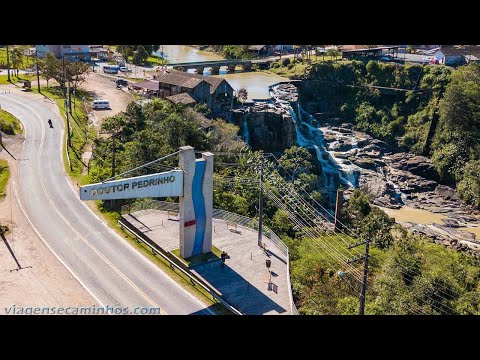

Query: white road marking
5,95,168,314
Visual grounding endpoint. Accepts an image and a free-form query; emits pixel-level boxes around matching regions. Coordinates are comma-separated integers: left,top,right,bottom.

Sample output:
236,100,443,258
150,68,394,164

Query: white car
119,67,132,72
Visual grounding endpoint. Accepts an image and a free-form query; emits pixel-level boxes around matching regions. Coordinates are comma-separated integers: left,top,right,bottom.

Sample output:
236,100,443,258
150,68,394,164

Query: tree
237,88,248,103
10,47,23,77
326,48,339,61
344,189,394,249
278,145,313,180
133,45,149,65
41,52,61,88
66,61,90,109
438,63,480,140
406,45,417,54
456,160,480,208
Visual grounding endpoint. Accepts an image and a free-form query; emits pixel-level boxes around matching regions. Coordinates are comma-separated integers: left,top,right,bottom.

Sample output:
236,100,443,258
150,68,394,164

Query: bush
287,63,294,70
1,123,15,135
282,58,291,66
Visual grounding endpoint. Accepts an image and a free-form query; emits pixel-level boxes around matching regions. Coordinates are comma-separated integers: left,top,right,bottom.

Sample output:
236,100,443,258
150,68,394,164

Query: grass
33,86,95,183
0,47,35,70
126,54,167,67
146,54,167,65
0,109,23,135
171,245,222,267
0,74,36,85
262,56,344,78
0,159,10,198
95,202,232,315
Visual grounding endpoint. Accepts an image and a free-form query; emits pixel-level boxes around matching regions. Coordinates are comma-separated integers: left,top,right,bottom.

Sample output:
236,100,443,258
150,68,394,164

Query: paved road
0,92,213,315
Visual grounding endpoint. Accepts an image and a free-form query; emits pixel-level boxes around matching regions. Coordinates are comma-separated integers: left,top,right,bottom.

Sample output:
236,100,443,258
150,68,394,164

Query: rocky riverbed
234,83,480,258
314,120,480,258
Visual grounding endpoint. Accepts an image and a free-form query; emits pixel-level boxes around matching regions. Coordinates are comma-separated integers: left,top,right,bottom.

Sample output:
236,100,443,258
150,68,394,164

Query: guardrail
118,216,243,315
121,200,299,314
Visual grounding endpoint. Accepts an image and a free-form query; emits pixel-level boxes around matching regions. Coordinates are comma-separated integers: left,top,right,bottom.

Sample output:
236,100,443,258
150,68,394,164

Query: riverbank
263,82,480,258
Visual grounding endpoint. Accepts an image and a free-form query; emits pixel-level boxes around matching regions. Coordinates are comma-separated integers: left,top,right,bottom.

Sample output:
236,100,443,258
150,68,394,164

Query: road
0,91,213,315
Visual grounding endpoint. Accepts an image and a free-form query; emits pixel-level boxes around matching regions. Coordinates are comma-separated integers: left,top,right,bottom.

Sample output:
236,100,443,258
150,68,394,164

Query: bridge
167,59,272,74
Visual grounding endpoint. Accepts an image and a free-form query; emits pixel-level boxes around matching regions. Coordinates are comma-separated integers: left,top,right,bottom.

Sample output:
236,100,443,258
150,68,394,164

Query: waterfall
270,84,361,205
269,84,364,206
243,112,250,146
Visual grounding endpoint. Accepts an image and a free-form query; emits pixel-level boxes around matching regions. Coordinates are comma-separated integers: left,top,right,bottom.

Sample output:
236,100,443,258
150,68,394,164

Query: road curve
0,92,213,315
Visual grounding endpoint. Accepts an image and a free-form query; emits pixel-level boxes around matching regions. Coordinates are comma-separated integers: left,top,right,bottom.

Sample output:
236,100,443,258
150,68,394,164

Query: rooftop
165,92,197,105
441,45,480,58
156,70,230,94
248,45,266,51
155,71,205,89
131,80,160,91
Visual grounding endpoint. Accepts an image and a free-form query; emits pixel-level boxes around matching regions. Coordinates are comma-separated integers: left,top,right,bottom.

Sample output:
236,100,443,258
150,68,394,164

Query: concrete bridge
167,59,272,74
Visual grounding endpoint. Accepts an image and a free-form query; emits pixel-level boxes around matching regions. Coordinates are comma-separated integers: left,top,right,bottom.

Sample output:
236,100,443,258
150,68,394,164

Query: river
157,45,289,100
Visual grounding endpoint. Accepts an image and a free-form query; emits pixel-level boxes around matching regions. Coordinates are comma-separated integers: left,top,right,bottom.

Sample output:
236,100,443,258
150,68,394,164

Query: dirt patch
0,119,95,313
80,73,134,126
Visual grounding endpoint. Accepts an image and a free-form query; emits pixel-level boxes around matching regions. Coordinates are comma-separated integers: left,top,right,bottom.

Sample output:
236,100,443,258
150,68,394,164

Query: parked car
119,67,132,72
91,100,110,110
379,55,393,62
116,79,128,87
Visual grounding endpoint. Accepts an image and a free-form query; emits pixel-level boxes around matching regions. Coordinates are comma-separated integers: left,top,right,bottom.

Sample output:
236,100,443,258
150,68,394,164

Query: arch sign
79,146,213,258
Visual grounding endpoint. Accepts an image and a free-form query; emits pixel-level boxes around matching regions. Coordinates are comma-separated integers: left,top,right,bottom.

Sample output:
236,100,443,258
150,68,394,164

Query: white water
243,112,250,146
270,84,361,205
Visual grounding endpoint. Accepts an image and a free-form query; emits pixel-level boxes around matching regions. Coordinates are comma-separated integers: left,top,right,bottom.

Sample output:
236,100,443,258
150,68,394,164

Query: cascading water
243,112,250,146
270,84,360,205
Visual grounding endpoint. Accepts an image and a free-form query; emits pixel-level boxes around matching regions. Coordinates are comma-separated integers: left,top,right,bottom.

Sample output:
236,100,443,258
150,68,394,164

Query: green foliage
204,45,250,60
278,145,313,180
0,159,10,198
430,64,480,195
0,109,23,135
456,160,480,208
237,88,248,103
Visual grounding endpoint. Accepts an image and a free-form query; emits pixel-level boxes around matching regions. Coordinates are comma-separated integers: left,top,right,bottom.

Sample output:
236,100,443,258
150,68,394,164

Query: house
248,45,273,56
132,73,210,104
176,71,234,113
89,45,108,61
438,45,480,66
153,70,234,113
36,45,91,61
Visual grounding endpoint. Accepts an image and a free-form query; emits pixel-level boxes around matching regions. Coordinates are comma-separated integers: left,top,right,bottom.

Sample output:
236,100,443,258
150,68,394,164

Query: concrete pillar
210,66,220,75
179,146,214,258
228,65,236,73
202,152,214,254
334,190,343,233
179,146,196,258
196,67,204,75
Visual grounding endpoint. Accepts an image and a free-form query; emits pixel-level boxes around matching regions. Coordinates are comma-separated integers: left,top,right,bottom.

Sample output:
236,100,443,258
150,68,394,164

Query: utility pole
347,238,371,315
111,133,116,178
6,45,11,82
257,153,264,247
35,49,41,92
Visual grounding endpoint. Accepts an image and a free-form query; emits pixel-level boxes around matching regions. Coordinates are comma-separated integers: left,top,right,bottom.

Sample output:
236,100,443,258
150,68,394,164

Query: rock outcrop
231,102,297,153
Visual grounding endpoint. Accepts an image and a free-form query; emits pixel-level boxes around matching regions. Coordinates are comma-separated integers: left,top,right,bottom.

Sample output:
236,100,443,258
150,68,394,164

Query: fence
121,200,299,314
118,215,243,315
